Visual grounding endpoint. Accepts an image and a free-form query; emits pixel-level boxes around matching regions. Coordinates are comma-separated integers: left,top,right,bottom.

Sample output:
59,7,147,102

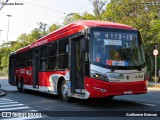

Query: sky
0,0,96,44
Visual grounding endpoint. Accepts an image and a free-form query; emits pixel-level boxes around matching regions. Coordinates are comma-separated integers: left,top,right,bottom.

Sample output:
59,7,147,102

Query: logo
2,112,11,117
126,75,130,80
109,74,124,79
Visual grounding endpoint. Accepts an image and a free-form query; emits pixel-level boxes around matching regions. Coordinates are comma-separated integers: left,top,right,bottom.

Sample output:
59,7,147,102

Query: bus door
9,55,16,86
70,37,85,94
33,49,39,88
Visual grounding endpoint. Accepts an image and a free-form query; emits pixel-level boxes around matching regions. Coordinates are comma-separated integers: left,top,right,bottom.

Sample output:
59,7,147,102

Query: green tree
37,22,48,37
63,13,82,25
27,28,41,43
89,0,108,17
48,24,60,33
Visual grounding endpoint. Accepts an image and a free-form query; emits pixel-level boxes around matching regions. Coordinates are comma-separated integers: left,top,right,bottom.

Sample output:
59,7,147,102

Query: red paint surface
38,71,66,86
15,67,33,85
85,77,147,98
15,68,67,86
15,67,147,98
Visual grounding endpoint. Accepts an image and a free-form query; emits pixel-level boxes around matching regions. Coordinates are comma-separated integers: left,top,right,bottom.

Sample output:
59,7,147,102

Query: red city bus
9,20,147,101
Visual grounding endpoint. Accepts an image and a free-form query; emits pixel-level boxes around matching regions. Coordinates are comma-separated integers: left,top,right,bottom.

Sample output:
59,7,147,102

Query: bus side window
40,46,47,71
26,51,32,66
58,39,69,70
21,53,26,67
16,53,25,68
48,42,58,71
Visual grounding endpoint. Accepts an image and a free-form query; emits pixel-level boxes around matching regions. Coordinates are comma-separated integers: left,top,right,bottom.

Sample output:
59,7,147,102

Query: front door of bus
33,49,39,88
70,38,84,94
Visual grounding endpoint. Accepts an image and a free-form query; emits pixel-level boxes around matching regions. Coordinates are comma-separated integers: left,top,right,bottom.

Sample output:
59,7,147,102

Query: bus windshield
92,29,145,68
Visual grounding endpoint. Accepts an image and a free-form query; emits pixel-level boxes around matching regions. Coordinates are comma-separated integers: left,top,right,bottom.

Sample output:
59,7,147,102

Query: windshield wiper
129,59,142,71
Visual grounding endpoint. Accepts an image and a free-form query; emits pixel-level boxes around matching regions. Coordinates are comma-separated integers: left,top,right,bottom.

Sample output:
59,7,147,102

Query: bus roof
15,20,137,54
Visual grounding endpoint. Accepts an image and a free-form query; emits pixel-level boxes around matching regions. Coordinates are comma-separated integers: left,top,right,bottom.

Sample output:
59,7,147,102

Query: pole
6,14,12,43
0,30,2,42
155,55,157,87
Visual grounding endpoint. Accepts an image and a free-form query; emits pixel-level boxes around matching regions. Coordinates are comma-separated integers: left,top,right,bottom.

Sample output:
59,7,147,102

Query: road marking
0,99,14,101
0,98,12,101
0,102,19,105
0,98,46,119
0,100,13,103
0,106,30,111
141,103,157,107
0,104,24,108
27,110,38,112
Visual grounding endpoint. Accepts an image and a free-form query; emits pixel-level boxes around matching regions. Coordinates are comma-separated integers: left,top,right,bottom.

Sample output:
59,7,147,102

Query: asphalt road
0,79,160,120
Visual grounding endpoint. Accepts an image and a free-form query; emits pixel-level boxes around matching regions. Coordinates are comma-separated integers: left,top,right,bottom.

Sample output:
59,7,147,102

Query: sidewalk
0,77,16,97
0,83,5,96
148,81,160,88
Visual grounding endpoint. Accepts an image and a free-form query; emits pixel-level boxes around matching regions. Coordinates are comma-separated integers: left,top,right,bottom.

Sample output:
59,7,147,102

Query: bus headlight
91,70,109,81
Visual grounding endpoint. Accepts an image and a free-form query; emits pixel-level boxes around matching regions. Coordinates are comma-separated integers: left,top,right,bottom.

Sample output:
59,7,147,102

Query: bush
0,71,6,77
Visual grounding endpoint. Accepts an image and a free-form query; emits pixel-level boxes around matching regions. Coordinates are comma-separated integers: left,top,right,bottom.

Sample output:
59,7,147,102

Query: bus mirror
80,38,87,52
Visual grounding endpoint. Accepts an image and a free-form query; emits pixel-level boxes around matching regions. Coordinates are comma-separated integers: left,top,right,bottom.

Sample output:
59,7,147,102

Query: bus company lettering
20,69,25,74
26,70,32,75
16,70,19,73
30,39,48,48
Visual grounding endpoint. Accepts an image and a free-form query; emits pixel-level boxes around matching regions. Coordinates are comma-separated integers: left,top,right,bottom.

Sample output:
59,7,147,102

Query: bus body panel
9,20,147,100
85,77,147,98
15,67,33,85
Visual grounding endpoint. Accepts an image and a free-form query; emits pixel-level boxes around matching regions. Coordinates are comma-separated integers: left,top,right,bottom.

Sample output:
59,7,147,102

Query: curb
148,84,160,89
0,90,5,96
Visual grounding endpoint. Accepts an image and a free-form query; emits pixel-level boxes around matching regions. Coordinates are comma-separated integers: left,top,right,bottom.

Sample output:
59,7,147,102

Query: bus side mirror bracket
80,38,87,52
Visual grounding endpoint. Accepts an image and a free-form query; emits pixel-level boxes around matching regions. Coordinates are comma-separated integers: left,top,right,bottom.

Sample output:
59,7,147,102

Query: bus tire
17,81,22,92
21,78,25,93
104,96,114,100
60,80,70,102
16,78,19,90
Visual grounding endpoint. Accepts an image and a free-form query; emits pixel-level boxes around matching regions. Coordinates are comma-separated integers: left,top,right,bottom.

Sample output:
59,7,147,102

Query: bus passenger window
58,39,69,70
40,46,47,71
48,42,58,70
26,51,32,66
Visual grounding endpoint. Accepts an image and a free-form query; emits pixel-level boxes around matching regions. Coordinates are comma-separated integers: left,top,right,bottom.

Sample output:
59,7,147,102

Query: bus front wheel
60,80,70,102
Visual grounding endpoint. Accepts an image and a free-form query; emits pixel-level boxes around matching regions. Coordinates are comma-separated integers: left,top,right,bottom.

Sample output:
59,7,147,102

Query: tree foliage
0,22,59,75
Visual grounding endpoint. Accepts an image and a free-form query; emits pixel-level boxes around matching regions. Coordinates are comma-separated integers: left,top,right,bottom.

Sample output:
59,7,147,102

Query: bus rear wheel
104,96,114,100
21,79,25,93
17,81,22,92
